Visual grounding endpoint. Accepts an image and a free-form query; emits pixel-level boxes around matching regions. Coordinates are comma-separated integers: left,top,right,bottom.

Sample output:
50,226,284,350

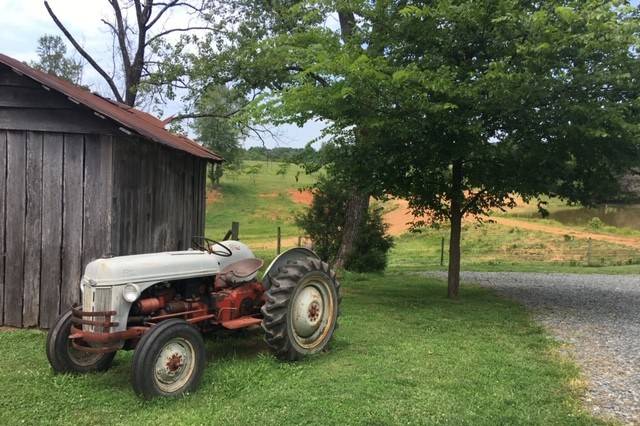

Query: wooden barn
0,54,222,329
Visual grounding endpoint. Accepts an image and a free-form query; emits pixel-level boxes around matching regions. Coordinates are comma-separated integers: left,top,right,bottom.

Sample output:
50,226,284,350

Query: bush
588,217,604,230
295,176,394,272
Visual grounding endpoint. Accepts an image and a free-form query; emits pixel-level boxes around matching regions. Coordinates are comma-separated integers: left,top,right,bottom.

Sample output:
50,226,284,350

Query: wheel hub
292,286,324,338
154,339,195,392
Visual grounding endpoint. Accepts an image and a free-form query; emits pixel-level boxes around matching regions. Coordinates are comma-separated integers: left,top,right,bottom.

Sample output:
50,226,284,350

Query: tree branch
146,0,179,29
286,66,328,87
44,0,124,102
106,0,132,70
168,108,243,123
461,189,487,214
145,26,214,46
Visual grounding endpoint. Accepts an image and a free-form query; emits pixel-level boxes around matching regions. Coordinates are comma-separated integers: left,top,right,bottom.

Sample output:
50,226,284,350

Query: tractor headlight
122,284,140,303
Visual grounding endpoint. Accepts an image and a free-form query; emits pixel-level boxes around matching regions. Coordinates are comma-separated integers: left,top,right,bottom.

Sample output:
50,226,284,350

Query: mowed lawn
0,274,601,425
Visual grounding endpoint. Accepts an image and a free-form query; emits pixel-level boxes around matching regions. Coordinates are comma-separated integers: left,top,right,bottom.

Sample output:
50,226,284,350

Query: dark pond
544,205,640,231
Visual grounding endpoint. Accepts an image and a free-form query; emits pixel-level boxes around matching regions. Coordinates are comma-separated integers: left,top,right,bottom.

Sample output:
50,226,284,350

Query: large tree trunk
334,191,369,269
447,159,464,298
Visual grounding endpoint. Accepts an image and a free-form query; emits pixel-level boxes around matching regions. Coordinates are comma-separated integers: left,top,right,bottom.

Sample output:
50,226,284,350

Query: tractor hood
83,241,255,286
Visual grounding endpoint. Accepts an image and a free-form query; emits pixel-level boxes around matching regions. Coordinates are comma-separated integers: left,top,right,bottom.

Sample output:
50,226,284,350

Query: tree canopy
30,35,82,84
154,0,640,296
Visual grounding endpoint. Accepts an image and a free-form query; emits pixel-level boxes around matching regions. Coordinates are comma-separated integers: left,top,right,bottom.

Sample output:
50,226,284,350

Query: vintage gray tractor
46,238,340,399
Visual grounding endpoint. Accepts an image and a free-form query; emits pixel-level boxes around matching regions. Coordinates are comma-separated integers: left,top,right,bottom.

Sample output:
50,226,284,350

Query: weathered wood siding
111,136,207,255
0,65,209,328
0,130,114,327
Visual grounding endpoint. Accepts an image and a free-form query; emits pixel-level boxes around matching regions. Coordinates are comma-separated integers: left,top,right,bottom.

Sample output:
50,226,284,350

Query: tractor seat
219,258,264,284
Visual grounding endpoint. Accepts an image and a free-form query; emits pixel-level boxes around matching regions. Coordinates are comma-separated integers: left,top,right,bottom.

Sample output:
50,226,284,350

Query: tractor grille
81,287,113,332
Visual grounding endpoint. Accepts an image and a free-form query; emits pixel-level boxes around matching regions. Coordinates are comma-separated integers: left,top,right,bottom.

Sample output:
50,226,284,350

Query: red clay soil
492,217,640,249
288,190,417,237
288,189,313,205
207,189,222,206
287,189,640,246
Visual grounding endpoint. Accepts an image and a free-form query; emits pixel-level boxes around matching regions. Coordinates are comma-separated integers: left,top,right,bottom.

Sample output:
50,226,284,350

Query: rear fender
261,248,321,290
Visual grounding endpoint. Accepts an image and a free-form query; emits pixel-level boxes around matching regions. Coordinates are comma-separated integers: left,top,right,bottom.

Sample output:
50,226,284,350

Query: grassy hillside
205,161,316,248
207,160,640,274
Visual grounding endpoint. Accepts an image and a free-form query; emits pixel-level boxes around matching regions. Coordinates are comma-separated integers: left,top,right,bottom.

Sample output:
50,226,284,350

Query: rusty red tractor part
46,238,340,399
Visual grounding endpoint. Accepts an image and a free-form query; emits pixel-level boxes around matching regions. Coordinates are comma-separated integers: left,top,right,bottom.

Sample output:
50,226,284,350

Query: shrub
588,217,604,230
295,176,394,272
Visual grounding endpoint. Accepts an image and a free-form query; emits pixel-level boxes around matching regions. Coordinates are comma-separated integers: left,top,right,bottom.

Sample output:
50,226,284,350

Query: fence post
440,237,445,266
297,236,302,247
231,221,239,240
587,237,592,266
277,227,281,254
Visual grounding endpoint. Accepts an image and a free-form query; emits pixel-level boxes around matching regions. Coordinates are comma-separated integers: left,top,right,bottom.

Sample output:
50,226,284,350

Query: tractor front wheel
46,309,116,374
262,257,340,361
131,319,206,399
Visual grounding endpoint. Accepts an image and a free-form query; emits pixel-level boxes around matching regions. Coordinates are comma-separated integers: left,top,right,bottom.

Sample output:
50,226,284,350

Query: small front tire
46,309,116,374
131,319,206,399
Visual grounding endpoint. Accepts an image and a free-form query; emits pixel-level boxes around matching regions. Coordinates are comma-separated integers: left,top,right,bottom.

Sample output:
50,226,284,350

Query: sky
0,0,323,148
1,1,638,148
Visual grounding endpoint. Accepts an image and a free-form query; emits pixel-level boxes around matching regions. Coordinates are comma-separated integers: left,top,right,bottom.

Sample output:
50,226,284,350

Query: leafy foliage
296,175,393,272
29,35,82,83
152,0,640,296
194,85,245,185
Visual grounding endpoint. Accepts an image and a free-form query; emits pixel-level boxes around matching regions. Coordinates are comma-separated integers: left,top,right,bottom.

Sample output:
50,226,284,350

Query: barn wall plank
0,109,116,134
22,132,43,327
110,137,210,256
0,86,71,109
60,134,84,311
40,133,64,328
201,161,207,235
150,144,167,251
4,131,26,326
183,156,194,246
82,134,113,268
0,131,6,324
0,66,40,87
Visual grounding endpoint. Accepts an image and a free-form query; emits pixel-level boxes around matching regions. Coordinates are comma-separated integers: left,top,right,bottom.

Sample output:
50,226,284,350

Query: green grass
389,224,640,275
205,161,316,245
0,274,603,425
2,161,631,424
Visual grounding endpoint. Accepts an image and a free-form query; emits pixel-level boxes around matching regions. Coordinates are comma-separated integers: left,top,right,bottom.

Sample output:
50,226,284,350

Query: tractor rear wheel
46,309,116,374
261,257,340,361
131,319,206,399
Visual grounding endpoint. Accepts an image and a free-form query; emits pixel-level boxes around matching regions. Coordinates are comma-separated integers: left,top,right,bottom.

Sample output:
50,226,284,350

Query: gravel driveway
424,271,640,424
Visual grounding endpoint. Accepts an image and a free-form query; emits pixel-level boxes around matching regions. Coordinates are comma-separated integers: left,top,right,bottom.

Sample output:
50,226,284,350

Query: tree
44,0,213,106
342,0,640,297
295,175,394,272
30,35,82,83
153,0,640,299
276,162,290,178
160,0,390,269
194,85,244,185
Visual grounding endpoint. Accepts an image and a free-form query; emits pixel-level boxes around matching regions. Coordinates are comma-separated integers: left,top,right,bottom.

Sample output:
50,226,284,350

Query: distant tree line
240,147,318,163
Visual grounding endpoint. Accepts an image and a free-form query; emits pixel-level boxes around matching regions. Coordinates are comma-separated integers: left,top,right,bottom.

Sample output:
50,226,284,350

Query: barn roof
0,54,222,162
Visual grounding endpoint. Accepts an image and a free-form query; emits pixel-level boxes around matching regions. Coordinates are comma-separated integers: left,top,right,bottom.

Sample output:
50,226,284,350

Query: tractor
46,237,340,399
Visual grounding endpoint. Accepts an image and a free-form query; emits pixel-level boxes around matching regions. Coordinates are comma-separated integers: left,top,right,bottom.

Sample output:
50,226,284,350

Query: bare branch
146,0,179,29
168,108,243,123
146,26,214,46
44,0,124,102
106,0,132,70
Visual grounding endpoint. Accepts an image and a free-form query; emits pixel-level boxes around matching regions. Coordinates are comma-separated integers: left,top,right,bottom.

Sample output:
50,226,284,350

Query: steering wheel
191,236,233,257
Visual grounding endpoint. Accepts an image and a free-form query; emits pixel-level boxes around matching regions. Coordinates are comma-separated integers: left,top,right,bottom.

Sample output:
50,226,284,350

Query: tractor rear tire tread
261,257,340,361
